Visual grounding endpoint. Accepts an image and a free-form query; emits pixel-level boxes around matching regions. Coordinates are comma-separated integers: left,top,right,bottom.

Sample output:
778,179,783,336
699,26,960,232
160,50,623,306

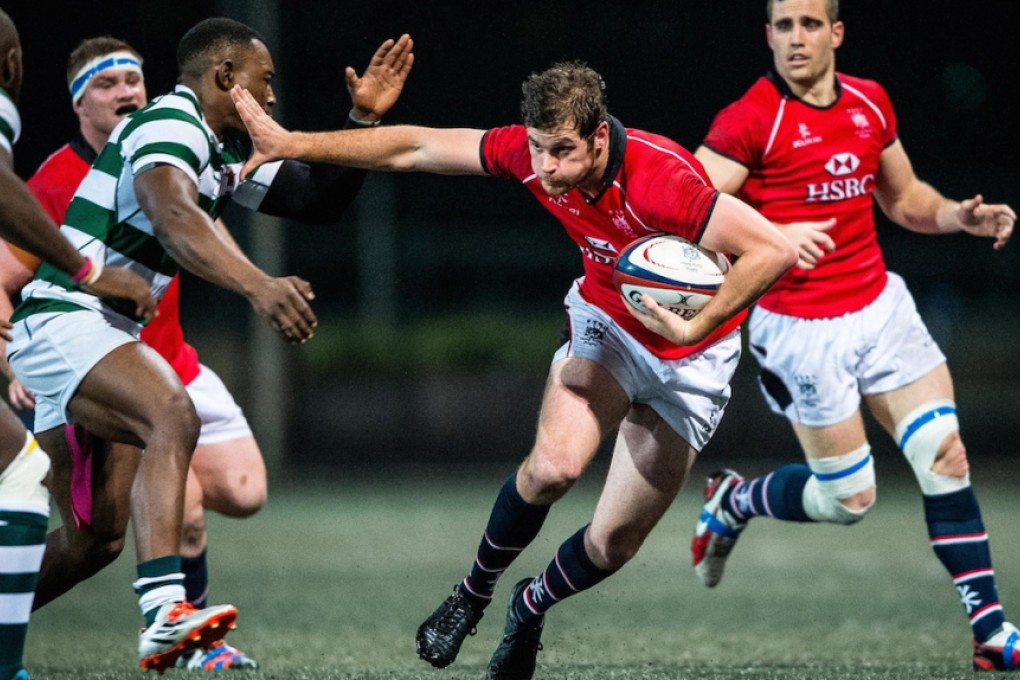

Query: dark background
3,1,1018,478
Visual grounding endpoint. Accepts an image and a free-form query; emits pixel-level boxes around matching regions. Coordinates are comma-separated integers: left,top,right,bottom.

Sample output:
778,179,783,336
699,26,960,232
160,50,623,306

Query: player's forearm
156,212,269,299
689,239,796,340
287,126,424,172
884,180,958,235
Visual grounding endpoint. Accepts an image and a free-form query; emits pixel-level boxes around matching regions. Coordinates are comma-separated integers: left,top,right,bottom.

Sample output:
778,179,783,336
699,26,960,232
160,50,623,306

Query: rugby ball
613,233,729,318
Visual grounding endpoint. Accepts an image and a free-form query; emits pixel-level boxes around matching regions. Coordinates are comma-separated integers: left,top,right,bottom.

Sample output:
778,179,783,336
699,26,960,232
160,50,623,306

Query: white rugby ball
613,233,729,318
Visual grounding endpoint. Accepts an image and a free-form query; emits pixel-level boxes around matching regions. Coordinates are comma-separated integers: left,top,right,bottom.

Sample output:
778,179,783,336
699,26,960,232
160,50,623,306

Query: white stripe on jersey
842,82,888,131
764,97,788,159
628,136,706,180
0,89,21,153
73,169,119,211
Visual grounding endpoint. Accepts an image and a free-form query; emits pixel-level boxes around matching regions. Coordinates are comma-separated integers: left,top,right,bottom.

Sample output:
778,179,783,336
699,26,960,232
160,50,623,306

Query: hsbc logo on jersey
806,152,875,203
824,153,860,176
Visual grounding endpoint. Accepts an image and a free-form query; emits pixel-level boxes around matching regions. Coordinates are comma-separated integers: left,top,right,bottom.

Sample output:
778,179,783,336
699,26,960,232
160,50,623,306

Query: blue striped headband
70,51,144,104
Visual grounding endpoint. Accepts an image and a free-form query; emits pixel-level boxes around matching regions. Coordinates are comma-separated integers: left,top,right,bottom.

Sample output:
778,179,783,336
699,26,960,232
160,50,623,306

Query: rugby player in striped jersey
5,16,411,672
0,9,155,680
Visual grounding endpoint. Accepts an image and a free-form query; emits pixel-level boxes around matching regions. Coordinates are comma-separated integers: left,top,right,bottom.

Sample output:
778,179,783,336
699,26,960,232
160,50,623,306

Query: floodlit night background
5,0,1018,475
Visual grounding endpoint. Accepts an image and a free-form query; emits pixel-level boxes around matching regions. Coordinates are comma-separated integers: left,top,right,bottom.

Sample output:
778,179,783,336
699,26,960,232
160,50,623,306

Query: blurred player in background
5,17,412,672
232,61,796,679
689,0,1017,671
4,30,411,671
0,10,156,680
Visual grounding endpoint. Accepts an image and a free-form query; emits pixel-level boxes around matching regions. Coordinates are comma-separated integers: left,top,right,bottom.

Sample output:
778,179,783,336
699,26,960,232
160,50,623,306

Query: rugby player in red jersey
688,0,1017,672
231,61,797,679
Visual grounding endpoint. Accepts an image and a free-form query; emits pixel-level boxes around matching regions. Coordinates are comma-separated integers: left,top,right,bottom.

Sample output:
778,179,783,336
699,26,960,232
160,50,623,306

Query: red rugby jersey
26,137,201,384
482,117,744,360
703,72,896,318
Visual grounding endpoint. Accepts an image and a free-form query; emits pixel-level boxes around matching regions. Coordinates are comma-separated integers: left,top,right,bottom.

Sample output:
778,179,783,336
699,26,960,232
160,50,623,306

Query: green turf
24,464,1019,679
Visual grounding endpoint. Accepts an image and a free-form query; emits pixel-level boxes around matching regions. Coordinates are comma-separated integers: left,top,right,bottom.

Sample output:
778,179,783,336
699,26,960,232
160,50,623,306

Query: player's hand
346,34,414,122
7,377,35,410
231,85,293,180
623,294,706,346
0,319,11,343
956,194,1015,250
247,275,317,344
774,218,836,270
82,267,157,323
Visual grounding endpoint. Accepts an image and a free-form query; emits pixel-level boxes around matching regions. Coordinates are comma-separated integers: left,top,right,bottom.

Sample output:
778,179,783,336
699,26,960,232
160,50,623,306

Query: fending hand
231,85,293,180
347,34,414,122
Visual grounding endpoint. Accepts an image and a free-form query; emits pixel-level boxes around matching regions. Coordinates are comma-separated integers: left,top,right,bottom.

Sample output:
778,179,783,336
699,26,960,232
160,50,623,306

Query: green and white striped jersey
14,84,280,329
0,87,21,156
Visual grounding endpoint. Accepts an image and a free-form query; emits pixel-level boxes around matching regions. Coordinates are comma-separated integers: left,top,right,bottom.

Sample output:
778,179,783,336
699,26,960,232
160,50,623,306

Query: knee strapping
802,444,875,524
896,400,969,496
0,433,51,515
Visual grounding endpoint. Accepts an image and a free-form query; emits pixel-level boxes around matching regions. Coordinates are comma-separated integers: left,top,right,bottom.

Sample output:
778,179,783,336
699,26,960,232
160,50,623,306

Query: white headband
69,51,144,104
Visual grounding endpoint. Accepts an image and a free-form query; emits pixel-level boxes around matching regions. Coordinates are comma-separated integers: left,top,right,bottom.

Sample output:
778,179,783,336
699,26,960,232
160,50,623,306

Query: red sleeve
873,82,898,146
480,125,532,181
701,98,769,169
26,174,71,225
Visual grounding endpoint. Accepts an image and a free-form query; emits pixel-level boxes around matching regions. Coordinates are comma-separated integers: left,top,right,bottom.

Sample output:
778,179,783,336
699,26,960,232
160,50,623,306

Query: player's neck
784,70,838,107
79,124,107,156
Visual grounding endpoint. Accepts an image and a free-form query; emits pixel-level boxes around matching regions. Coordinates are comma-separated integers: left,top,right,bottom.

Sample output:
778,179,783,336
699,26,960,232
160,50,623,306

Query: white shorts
7,310,136,432
187,365,252,445
554,281,740,452
748,273,946,427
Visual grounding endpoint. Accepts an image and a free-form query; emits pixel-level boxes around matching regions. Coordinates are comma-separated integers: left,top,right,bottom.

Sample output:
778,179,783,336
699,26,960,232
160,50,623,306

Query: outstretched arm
232,85,486,179
875,139,1014,249
253,34,417,223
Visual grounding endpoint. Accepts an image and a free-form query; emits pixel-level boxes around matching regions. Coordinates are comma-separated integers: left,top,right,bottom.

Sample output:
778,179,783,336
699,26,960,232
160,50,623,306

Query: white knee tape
801,444,875,525
808,444,875,499
895,400,969,496
0,433,51,515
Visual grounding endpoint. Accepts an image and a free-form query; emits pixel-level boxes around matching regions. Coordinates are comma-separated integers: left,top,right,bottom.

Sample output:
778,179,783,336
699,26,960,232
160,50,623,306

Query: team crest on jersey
609,209,637,238
793,122,822,149
848,107,873,139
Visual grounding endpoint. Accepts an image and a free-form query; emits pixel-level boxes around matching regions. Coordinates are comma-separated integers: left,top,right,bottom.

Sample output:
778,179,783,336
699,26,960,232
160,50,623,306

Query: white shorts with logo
748,272,946,427
7,310,137,432
553,281,740,452
187,364,252,445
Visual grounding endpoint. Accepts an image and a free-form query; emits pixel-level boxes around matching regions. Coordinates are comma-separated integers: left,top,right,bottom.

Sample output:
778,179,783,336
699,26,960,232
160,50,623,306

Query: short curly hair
520,61,607,140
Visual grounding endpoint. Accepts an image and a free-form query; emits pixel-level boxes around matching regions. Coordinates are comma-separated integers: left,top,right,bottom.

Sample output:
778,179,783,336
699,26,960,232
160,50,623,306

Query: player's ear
214,58,234,91
593,121,610,152
0,47,20,98
830,20,845,49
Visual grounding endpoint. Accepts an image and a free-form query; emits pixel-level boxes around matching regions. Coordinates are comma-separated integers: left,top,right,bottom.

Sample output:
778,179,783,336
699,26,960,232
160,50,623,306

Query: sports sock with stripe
512,525,614,624
0,509,47,680
461,474,550,611
724,464,813,522
133,555,186,626
925,487,1005,643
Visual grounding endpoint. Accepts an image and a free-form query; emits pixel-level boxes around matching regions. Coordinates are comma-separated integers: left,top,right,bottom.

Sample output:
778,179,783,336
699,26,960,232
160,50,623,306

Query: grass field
24,462,1019,679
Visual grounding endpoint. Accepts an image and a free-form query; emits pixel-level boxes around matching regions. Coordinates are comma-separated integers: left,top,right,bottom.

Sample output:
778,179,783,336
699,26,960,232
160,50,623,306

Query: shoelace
436,599,477,636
